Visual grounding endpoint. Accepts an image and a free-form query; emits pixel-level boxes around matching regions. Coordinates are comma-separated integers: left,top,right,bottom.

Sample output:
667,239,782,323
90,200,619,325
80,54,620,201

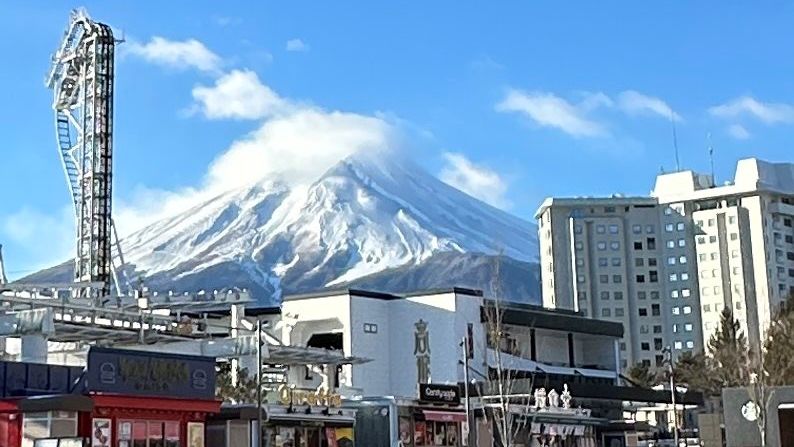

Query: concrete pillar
21,335,48,363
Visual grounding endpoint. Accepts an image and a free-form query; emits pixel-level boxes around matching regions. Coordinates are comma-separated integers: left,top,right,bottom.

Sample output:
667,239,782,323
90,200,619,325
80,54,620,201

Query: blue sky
3,1,794,277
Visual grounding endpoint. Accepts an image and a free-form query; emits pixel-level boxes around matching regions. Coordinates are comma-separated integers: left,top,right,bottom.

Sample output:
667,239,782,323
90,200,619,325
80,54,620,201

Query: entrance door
295,427,321,447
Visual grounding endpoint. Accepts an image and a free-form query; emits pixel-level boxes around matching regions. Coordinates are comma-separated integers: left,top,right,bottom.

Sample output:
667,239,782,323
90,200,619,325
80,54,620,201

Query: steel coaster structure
46,9,126,297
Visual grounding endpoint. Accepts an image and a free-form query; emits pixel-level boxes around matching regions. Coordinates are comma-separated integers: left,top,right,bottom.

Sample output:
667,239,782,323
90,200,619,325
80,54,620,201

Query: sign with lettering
86,347,215,399
277,385,342,407
418,383,460,404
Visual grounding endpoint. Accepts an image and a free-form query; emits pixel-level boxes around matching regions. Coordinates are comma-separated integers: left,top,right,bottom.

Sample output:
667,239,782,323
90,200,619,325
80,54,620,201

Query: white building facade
536,158,794,367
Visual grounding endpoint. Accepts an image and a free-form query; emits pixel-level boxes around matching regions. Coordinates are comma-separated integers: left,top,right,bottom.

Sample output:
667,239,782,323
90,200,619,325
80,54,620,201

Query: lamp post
663,346,679,447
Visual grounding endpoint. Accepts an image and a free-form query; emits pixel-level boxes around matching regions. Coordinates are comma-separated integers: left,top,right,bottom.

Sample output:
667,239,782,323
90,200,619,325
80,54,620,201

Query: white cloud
126,37,222,73
439,152,510,209
709,96,794,124
192,69,290,120
0,207,75,273
617,90,681,121
727,124,751,140
496,90,607,138
286,38,309,52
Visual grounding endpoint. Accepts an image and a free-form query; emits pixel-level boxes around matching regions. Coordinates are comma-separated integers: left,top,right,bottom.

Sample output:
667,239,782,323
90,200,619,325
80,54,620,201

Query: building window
665,207,673,215
710,252,718,261
669,273,678,282
632,224,642,234
654,338,664,350
730,233,738,241
636,274,646,283
646,225,655,234
612,257,622,266
597,242,607,251
613,275,622,283
679,256,687,264
678,239,686,247
651,291,660,300
614,291,624,300
574,225,583,234
729,216,736,224
713,286,721,294
648,258,658,266
22,411,78,444
677,222,685,231
577,275,586,283
647,238,656,250
653,325,662,334
602,308,611,317
639,308,648,317
633,241,643,250
651,304,661,316
601,291,610,300
680,272,689,281
709,235,717,243
578,291,587,300
699,253,707,262
615,308,625,317
671,290,679,298
686,340,695,349
610,241,620,251
363,323,379,333
620,342,626,351
667,240,675,249
672,324,679,333
638,291,647,300
684,323,693,332
697,236,706,244
609,224,619,234
575,242,583,251
703,304,711,312
672,307,680,315
674,341,683,350
736,301,743,310
665,223,674,232
708,219,715,227
600,275,609,284
656,355,665,367
635,258,644,267
682,288,691,298
597,225,606,234
641,342,650,351
598,257,608,267
667,256,677,265
605,206,616,213
683,305,692,314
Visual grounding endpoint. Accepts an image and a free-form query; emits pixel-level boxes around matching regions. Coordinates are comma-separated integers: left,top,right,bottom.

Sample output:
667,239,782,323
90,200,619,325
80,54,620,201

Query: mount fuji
22,153,541,303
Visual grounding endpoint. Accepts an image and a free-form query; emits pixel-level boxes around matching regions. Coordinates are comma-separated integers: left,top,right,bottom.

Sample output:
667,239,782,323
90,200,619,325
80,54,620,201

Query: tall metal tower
46,9,116,296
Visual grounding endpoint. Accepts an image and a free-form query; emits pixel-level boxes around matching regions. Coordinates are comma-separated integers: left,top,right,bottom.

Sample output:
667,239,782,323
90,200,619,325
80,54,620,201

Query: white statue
534,387,547,409
561,384,572,409
548,388,560,408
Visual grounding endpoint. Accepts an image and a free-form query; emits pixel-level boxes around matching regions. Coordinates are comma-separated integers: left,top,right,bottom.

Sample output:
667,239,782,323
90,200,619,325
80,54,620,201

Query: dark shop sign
418,383,461,404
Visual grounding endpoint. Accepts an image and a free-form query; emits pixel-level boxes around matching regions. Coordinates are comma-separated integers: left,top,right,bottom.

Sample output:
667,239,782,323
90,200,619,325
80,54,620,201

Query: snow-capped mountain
23,153,541,303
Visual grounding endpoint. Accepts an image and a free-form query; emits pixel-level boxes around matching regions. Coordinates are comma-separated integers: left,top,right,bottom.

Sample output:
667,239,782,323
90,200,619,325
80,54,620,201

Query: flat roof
483,300,624,338
534,196,658,219
283,287,484,302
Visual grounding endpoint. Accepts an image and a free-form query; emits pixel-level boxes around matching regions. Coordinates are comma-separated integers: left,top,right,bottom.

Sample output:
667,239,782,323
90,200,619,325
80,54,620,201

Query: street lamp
662,346,679,447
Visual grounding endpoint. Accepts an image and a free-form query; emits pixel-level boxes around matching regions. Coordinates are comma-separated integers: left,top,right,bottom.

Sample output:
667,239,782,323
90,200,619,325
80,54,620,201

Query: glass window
614,291,624,300
635,258,644,267
611,257,621,266
679,256,688,264
600,291,610,300
601,308,611,317
648,258,657,266
683,306,692,314
697,236,706,244
650,291,660,300
732,250,739,258
615,308,624,317
710,252,718,260
671,290,679,298
708,219,715,227
669,273,678,282
620,342,626,351
709,235,717,243
613,275,622,283
610,241,620,250
667,256,676,265
672,324,679,333
647,238,656,250
652,304,661,316
600,274,609,284
678,239,686,247
667,240,675,249
598,257,608,267
677,222,685,231
664,207,673,215
575,242,583,251
703,304,711,312
681,272,689,281
684,323,693,332
597,241,607,250
699,253,707,261
674,341,683,350
632,224,642,234
641,342,650,351
728,216,736,224
636,274,646,283
682,288,691,297
597,225,606,234
609,224,619,234
639,308,648,316
686,340,695,349
730,233,738,241
638,291,647,300
646,225,655,234
665,223,674,232
574,225,583,234
672,307,680,315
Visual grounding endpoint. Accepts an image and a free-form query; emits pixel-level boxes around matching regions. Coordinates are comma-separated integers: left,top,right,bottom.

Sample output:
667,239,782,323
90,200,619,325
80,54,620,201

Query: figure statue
534,387,547,409
561,384,572,409
548,388,560,408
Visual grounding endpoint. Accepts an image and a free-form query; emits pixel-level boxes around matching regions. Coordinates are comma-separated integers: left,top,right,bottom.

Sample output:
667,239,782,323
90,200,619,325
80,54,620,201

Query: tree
708,307,749,388
763,292,794,386
216,362,259,403
673,351,715,395
625,362,657,389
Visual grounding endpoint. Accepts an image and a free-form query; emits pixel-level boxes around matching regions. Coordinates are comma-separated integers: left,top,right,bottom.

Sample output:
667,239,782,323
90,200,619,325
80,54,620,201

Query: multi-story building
536,158,794,367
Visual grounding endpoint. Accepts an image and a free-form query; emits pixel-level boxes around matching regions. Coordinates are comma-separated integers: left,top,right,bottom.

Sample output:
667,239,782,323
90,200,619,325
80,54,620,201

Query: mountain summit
24,153,541,303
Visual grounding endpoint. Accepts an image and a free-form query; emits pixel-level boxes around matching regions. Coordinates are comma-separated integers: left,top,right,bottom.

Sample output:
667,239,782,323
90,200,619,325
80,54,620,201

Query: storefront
0,347,220,447
207,387,356,447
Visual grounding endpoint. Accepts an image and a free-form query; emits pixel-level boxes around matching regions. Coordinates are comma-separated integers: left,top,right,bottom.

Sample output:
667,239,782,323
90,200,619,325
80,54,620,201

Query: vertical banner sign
187,422,205,447
414,319,431,385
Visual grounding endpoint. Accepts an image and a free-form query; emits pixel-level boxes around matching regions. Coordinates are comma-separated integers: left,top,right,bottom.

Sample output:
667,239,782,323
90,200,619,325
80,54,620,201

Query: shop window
23,411,78,447
119,420,180,447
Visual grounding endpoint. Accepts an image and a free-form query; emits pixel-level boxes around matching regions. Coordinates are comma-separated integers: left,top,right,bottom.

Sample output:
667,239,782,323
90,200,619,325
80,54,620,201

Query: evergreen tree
763,292,794,386
216,363,259,403
626,362,657,388
707,307,749,388
673,351,715,395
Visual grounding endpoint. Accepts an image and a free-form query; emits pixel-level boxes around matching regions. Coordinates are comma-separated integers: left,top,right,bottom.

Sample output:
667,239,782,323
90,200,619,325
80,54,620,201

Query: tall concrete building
536,158,794,369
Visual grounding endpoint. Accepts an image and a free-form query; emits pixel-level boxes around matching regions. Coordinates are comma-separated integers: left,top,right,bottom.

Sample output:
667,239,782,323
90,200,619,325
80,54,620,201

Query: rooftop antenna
671,111,680,172
707,132,715,186
0,244,8,285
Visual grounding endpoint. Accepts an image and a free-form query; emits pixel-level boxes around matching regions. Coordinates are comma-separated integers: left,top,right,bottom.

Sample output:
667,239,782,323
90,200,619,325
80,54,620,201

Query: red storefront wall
80,395,221,447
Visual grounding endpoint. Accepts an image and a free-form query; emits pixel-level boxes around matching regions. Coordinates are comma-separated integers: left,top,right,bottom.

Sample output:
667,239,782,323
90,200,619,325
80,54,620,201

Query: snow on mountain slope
24,152,540,302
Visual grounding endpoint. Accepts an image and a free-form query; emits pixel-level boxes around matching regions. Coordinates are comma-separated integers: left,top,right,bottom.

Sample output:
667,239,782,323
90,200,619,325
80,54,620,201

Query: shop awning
268,412,356,426
422,410,467,422
18,395,94,412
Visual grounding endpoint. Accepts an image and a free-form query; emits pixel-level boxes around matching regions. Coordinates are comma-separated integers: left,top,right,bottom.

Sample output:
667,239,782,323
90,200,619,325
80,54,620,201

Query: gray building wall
723,386,794,447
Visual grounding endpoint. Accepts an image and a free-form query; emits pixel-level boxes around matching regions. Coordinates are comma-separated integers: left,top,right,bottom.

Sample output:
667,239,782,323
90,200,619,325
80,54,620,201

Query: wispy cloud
727,124,751,140
126,37,222,74
191,69,290,120
0,206,74,274
285,38,309,52
496,90,607,138
439,153,511,209
497,89,679,138
709,96,794,124
617,90,681,121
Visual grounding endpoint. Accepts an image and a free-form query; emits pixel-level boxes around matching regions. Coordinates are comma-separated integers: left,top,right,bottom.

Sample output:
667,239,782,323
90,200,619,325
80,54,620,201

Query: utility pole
461,334,474,447
257,319,264,447
664,346,679,447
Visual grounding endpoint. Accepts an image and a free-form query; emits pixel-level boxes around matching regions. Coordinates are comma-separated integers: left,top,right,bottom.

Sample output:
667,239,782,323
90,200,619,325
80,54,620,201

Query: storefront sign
278,385,343,407
418,383,460,404
86,347,215,399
